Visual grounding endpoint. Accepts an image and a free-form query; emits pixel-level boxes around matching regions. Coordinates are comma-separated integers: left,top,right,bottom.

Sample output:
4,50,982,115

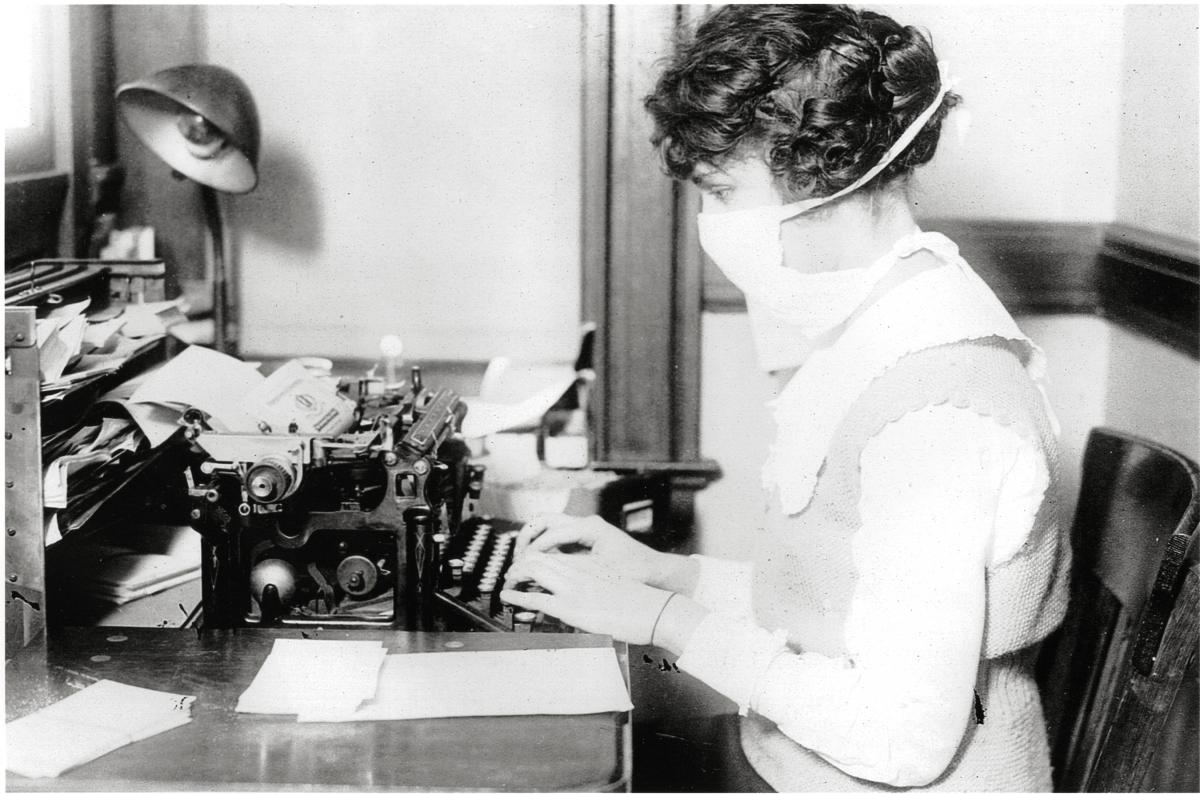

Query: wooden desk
6,628,631,792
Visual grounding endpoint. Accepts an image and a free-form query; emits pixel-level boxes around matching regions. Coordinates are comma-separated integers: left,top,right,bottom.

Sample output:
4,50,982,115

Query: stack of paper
237,641,633,724
236,639,389,719
46,524,201,605
300,647,635,723
6,680,195,779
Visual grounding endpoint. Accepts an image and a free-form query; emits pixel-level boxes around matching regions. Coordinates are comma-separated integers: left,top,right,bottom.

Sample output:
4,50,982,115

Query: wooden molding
1097,224,1199,358
702,218,1198,358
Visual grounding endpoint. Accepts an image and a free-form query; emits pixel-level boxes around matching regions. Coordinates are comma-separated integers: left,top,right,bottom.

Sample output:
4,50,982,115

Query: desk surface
6,628,630,792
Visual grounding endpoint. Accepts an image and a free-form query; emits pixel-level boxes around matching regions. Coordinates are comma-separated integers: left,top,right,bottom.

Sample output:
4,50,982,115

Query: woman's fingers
516,514,600,555
508,552,579,594
505,549,615,592
514,514,553,553
499,587,552,612
525,523,598,555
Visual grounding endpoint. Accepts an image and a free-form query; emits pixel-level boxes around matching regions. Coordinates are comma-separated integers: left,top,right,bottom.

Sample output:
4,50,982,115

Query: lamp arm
199,184,232,355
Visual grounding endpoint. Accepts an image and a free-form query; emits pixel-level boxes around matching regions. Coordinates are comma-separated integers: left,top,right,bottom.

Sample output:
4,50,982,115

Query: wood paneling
580,4,613,465
583,5,716,481
68,5,116,258
604,6,680,463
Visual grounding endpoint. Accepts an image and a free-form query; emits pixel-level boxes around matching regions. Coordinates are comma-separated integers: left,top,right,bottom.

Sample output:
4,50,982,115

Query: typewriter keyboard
438,516,570,632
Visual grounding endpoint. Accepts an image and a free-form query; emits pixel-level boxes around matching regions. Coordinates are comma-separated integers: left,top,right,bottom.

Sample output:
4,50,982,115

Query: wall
117,6,584,365
881,5,1125,222
1114,4,1200,242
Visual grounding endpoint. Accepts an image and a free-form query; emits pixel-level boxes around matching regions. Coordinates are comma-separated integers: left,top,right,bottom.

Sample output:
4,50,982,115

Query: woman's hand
499,552,675,645
511,513,670,587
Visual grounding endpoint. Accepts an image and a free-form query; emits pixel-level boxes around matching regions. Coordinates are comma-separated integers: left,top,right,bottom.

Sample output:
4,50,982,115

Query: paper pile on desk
6,680,195,779
238,639,633,723
236,639,389,719
299,647,635,722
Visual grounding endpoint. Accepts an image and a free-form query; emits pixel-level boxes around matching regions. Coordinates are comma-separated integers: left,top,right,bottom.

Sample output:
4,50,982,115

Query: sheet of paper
35,314,87,382
461,377,578,439
244,359,356,435
5,679,195,779
103,399,182,449
42,449,112,509
297,647,633,723
236,639,388,717
82,315,128,352
119,298,187,338
129,345,265,432
48,525,202,604
459,357,578,439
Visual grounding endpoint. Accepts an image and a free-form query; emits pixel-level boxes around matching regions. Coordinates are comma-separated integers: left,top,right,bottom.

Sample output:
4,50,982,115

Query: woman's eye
708,186,732,202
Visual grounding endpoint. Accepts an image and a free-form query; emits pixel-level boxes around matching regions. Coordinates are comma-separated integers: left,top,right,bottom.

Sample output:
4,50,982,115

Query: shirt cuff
675,611,789,711
689,555,754,618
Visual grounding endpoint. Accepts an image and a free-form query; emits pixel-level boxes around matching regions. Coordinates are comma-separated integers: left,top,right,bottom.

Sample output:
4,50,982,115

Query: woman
502,5,1070,790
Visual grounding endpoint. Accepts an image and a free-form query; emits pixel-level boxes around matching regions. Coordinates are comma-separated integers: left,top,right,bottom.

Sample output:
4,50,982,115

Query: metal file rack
6,307,46,653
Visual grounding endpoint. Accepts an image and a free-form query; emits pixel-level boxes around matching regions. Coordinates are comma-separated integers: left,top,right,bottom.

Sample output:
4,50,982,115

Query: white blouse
680,406,1051,785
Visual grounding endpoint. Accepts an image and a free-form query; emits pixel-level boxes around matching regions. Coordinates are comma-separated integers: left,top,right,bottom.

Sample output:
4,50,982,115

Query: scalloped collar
763,231,1050,515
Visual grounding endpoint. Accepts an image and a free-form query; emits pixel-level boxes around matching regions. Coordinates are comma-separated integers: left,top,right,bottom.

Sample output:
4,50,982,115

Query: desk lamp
116,64,260,356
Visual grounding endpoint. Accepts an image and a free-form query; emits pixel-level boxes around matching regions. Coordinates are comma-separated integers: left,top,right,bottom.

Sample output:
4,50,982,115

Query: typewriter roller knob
336,555,379,598
246,456,298,503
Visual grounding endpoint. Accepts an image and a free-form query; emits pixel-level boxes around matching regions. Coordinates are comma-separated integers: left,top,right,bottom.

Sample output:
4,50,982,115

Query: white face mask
697,64,955,371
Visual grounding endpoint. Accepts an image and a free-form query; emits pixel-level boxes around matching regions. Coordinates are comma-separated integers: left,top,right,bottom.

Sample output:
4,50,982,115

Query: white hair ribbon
778,60,960,219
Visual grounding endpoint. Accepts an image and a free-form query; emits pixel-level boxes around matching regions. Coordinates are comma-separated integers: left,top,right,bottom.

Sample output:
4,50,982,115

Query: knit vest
743,338,1071,792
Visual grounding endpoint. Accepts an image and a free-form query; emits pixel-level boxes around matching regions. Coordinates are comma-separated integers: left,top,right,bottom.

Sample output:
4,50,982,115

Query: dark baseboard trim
1097,224,1199,358
702,219,1198,358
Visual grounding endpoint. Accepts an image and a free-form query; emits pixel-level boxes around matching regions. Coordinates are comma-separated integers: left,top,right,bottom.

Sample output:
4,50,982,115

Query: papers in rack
5,680,195,779
237,639,632,723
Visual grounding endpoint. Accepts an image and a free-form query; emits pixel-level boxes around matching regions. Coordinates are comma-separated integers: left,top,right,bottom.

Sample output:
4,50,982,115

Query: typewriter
183,368,562,632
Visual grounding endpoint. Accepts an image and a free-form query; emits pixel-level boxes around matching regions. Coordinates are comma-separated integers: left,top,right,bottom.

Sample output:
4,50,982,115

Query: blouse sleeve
676,403,1049,786
688,555,754,618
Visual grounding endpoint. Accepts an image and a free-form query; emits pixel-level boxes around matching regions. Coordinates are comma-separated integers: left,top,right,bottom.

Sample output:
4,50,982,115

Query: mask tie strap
779,61,960,221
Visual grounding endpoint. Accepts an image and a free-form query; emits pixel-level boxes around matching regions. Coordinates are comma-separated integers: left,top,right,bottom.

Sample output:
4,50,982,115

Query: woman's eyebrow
689,166,725,187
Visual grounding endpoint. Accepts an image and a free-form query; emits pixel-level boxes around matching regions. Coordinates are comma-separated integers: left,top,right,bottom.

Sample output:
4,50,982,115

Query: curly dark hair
644,4,960,200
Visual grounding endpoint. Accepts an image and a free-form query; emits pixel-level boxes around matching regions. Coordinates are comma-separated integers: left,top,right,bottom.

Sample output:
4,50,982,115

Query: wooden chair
1038,427,1200,791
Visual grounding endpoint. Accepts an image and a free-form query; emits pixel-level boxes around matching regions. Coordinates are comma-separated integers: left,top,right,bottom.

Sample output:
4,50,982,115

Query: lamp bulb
379,335,404,358
177,113,228,160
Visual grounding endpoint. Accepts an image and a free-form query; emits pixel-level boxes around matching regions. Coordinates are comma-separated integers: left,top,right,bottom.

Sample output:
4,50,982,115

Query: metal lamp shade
116,64,260,194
